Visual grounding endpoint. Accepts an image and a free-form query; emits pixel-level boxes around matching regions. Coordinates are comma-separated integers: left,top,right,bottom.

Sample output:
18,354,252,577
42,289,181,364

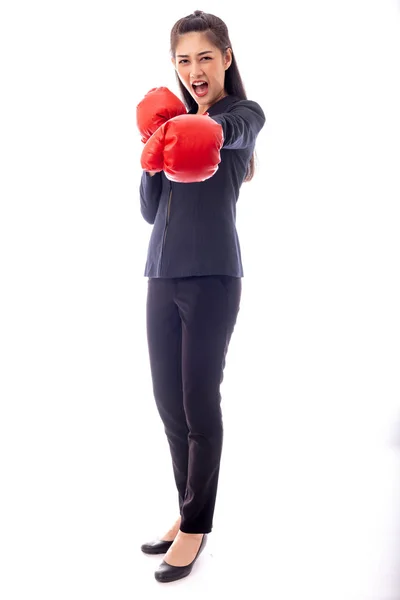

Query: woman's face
171,32,232,114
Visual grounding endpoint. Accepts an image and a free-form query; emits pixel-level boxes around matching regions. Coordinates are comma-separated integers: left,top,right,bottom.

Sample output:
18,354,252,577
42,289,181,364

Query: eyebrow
176,50,214,58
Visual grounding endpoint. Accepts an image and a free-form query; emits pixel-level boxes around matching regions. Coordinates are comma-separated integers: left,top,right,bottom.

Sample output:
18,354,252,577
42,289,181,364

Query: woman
137,10,265,583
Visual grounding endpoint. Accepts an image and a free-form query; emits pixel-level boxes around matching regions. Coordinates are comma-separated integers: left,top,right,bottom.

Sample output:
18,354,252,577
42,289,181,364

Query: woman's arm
139,170,162,224
211,100,266,150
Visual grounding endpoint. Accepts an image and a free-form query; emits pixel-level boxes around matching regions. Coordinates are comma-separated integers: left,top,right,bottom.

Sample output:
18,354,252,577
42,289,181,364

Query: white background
1,1,400,598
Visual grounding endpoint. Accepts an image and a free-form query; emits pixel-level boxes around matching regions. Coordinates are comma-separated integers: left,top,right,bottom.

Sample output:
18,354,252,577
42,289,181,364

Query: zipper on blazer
159,187,172,275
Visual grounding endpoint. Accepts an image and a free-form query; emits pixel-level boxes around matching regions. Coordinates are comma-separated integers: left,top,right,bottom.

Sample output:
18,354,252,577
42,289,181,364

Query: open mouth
192,81,209,97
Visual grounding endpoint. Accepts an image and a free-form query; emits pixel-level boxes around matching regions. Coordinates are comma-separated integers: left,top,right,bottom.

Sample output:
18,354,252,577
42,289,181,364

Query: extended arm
211,100,266,149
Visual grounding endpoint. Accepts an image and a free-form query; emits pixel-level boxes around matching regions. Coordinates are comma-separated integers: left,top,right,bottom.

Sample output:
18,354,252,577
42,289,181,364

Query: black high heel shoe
141,538,174,555
154,533,208,583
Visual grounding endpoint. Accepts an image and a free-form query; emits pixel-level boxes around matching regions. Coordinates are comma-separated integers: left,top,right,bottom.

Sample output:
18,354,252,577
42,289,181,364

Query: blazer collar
188,94,240,116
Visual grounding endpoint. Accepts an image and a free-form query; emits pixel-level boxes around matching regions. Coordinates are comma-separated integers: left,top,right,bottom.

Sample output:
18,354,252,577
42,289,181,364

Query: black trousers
146,275,242,534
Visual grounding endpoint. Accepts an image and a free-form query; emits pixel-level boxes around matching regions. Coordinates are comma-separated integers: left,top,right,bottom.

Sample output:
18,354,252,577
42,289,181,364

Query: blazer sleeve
211,100,266,150
139,170,162,224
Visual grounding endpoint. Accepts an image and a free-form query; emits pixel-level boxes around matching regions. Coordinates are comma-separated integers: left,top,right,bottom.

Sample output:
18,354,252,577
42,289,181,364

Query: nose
190,64,205,81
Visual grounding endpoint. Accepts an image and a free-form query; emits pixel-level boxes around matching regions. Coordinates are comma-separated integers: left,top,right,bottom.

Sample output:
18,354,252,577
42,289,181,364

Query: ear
225,48,232,70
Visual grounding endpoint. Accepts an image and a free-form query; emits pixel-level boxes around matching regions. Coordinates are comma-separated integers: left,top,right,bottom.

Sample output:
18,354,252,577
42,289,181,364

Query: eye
178,57,212,64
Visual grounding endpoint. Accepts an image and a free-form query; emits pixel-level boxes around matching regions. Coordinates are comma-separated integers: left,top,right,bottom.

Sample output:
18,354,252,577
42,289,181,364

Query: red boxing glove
136,87,187,144
140,114,224,183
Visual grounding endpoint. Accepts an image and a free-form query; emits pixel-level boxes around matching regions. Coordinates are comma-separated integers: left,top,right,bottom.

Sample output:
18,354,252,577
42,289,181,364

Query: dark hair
170,10,257,182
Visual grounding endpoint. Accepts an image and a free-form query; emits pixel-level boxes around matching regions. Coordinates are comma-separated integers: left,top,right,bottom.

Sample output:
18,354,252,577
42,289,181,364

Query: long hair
170,10,257,182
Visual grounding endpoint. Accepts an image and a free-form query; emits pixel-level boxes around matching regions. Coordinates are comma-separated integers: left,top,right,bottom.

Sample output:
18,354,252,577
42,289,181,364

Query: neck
196,91,228,114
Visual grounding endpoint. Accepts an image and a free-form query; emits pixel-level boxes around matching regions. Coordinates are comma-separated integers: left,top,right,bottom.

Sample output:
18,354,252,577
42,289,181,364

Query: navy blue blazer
139,94,266,278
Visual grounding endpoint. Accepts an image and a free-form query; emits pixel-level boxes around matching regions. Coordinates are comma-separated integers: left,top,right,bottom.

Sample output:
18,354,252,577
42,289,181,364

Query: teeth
193,82,207,86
